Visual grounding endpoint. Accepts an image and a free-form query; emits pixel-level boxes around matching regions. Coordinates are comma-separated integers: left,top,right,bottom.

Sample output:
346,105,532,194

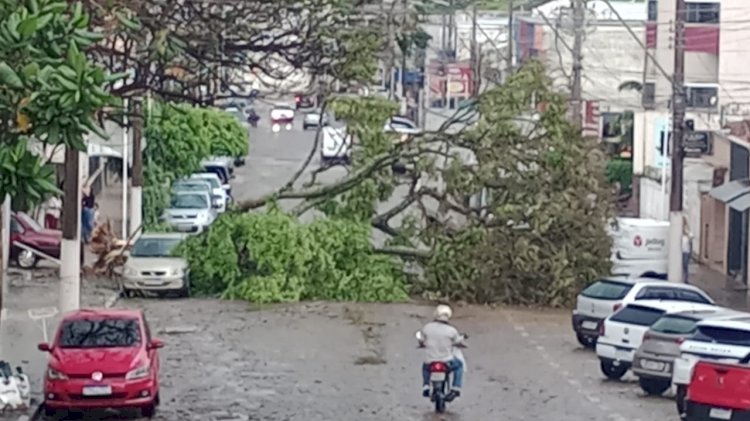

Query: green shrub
605,158,633,192
176,210,409,303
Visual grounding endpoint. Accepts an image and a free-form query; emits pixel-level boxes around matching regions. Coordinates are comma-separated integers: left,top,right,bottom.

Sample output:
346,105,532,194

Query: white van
320,126,352,163
610,218,669,278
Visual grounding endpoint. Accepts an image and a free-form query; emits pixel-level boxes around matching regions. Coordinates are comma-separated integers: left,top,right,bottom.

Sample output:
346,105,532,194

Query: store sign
684,131,713,157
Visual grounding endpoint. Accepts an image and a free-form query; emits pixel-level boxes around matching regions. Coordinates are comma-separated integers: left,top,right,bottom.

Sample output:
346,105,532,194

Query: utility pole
471,4,479,96
668,0,686,283
129,97,143,238
60,147,82,314
507,0,514,73
570,0,585,125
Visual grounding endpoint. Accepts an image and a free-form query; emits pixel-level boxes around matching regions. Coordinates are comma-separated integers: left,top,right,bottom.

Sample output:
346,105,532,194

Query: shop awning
730,193,750,212
709,178,750,203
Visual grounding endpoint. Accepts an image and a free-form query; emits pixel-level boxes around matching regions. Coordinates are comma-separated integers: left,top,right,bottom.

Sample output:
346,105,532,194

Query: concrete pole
570,0,584,125
121,101,129,238
59,149,83,314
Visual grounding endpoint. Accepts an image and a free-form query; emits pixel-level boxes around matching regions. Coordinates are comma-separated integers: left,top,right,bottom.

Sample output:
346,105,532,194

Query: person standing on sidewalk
682,218,694,284
42,195,61,229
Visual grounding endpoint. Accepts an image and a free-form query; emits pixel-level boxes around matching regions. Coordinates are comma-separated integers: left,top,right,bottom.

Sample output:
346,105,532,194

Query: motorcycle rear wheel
434,395,446,413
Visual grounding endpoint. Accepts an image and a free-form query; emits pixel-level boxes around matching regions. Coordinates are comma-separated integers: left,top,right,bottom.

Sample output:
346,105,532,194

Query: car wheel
178,276,191,298
16,249,38,269
638,377,670,395
141,402,156,418
576,333,595,348
676,385,688,420
599,360,628,380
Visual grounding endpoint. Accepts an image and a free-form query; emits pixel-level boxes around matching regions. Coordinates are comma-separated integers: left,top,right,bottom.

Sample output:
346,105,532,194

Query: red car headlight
47,368,68,380
125,365,150,380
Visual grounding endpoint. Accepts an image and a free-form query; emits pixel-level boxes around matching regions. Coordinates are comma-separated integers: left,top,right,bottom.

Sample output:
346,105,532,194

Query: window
131,238,182,258
170,194,209,209
610,306,666,326
685,2,720,23
693,326,750,346
648,0,657,21
58,318,142,348
650,315,699,334
686,85,718,108
580,280,633,300
642,82,656,108
635,286,712,304
601,113,622,138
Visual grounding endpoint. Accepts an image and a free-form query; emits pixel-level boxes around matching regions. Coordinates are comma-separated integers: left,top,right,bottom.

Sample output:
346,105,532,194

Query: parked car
320,126,352,164
685,359,750,420
384,116,421,135
10,212,61,269
632,308,740,396
207,155,235,175
162,191,216,233
122,232,190,297
200,158,232,189
595,300,717,381
39,309,164,418
673,315,750,419
294,93,315,109
189,173,230,210
172,179,211,196
303,109,330,130
572,277,715,347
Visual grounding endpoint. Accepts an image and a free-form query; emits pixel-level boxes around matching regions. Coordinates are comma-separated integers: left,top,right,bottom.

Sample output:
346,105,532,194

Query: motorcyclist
417,304,465,401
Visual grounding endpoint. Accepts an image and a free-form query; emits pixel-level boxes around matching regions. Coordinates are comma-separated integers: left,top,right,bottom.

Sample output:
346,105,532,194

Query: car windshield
174,182,209,192
580,280,633,300
16,212,42,231
193,176,220,189
204,166,228,183
609,306,666,326
131,237,182,257
58,318,141,348
170,194,208,209
650,315,699,334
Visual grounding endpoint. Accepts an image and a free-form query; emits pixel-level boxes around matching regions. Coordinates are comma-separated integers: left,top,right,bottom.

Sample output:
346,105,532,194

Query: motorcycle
0,362,30,411
416,331,468,413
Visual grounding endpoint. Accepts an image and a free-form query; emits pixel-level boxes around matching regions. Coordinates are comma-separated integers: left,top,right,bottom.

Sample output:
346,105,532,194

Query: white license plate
430,372,446,381
581,321,598,330
142,279,164,286
615,349,631,360
82,385,112,396
709,408,732,420
641,359,665,371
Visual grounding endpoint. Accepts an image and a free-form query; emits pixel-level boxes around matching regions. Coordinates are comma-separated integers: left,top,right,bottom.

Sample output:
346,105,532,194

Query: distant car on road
10,212,61,269
122,232,190,297
303,109,330,130
294,93,315,109
270,105,295,130
162,191,216,233
39,308,164,418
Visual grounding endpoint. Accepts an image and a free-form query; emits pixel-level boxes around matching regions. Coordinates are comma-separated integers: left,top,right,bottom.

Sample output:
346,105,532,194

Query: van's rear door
689,361,750,411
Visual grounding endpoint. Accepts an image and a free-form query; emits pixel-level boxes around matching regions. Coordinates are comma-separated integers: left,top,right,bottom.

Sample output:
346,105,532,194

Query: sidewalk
689,262,750,310
0,270,119,405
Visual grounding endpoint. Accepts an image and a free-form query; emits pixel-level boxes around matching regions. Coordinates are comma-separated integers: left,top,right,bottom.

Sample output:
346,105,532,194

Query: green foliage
142,103,248,227
176,211,408,304
415,61,614,306
605,158,633,192
0,0,117,206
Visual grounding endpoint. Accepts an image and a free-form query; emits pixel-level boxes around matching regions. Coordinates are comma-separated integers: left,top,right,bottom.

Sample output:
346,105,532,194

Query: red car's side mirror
38,343,51,352
148,339,164,350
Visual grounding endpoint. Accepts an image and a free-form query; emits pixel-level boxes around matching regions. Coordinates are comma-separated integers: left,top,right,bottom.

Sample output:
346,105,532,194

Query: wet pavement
89,298,677,421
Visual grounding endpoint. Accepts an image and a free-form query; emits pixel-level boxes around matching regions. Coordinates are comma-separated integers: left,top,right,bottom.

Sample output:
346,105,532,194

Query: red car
10,211,61,268
294,93,314,109
39,309,164,418
685,359,750,420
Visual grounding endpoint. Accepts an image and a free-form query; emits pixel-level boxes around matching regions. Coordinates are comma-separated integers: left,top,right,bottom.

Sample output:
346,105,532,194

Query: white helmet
434,304,452,322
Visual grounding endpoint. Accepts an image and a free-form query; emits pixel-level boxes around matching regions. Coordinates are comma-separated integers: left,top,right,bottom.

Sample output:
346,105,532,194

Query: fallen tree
225,61,614,306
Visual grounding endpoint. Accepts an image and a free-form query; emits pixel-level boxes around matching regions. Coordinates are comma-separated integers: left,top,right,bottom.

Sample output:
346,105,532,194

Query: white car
672,315,750,419
596,300,718,380
162,191,217,233
190,172,229,212
320,126,352,163
572,277,715,347
303,109,329,130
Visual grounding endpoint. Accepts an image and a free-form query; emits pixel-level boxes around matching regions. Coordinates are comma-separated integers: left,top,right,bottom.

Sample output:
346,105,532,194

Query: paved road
109,298,676,421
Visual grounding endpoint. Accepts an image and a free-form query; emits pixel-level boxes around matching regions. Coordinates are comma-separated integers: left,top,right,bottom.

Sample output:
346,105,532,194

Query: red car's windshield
58,318,142,348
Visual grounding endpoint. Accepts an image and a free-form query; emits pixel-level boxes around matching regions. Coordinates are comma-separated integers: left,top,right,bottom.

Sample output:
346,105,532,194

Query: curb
25,403,43,421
